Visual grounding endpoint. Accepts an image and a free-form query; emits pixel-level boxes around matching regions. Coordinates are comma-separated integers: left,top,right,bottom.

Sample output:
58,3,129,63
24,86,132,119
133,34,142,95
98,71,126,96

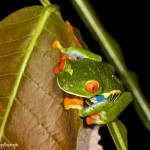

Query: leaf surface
0,4,82,150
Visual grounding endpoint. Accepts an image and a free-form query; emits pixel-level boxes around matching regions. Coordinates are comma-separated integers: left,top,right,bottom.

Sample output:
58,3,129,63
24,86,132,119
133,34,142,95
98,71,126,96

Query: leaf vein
0,51,24,59
0,34,33,45
15,98,61,149
0,15,40,29
23,73,63,105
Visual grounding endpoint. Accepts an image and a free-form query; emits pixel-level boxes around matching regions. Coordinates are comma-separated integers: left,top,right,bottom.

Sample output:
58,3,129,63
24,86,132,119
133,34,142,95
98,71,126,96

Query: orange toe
64,98,83,110
86,113,100,125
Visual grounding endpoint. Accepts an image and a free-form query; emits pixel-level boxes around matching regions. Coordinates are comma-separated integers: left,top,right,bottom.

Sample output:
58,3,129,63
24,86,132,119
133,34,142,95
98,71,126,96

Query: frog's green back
57,58,124,97
96,61,125,93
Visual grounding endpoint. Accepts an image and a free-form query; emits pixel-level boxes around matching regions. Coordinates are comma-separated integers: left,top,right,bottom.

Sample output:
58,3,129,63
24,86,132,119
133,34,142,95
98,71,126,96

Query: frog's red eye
85,80,99,93
54,59,66,74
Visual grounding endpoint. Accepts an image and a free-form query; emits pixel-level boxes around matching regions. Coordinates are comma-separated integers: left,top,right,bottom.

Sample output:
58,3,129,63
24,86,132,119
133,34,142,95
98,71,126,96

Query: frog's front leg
64,90,120,120
64,92,132,125
64,96,113,125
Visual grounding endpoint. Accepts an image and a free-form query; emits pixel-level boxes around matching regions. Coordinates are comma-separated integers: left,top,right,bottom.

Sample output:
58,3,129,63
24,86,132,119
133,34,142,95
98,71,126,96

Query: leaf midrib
0,5,55,140
111,121,127,150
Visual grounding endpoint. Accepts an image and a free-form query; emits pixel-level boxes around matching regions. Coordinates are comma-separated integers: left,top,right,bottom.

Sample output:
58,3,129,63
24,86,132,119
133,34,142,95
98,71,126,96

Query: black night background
0,1,150,150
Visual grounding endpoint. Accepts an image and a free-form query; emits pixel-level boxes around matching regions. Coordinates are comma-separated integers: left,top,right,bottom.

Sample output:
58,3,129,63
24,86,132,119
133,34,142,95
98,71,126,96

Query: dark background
0,0,150,150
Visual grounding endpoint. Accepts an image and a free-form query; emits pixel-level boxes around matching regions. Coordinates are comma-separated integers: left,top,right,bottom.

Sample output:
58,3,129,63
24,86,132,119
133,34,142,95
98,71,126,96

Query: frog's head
57,58,103,98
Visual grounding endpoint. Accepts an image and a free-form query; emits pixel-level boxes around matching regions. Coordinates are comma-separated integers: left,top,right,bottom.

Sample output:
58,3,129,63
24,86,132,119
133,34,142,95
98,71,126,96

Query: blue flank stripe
66,51,85,58
95,95,107,102
85,95,107,110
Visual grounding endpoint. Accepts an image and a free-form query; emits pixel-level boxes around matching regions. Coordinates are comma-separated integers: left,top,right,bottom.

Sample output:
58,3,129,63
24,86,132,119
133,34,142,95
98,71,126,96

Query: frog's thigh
101,92,132,122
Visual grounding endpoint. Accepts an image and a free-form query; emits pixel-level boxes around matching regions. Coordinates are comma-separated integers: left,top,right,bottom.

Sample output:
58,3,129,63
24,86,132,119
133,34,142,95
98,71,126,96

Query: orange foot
64,97,84,110
86,113,101,125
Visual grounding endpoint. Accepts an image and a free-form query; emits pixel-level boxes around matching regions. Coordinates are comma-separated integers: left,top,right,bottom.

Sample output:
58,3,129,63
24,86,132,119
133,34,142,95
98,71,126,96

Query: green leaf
107,119,128,150
0,4,82,149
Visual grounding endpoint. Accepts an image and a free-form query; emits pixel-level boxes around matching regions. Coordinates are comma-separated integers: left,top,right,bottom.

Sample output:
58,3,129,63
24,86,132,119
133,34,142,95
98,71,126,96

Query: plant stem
39,0,51,7
107,120,127,150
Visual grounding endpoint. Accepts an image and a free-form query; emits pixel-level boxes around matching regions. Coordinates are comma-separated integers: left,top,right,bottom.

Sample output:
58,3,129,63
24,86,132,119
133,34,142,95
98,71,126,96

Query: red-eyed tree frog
52,40,132,125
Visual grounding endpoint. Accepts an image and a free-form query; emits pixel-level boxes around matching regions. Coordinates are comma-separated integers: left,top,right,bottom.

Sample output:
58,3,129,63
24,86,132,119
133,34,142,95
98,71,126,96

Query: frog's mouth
57,78,94,98
59,86,92,98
